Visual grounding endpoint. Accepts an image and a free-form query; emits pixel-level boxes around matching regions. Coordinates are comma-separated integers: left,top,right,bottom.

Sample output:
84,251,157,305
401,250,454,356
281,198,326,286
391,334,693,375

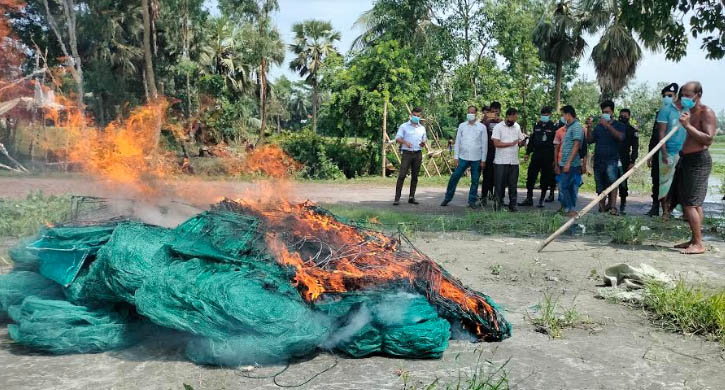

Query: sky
206,0,725,113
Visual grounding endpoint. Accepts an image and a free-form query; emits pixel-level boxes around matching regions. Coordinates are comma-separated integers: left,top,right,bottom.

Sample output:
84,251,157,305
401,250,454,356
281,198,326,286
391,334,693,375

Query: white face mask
466,113,476,122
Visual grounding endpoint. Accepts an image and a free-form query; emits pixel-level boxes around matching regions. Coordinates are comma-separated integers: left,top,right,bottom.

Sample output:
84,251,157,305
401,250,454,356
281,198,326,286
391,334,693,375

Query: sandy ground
1,234,724,390
1,177,725,389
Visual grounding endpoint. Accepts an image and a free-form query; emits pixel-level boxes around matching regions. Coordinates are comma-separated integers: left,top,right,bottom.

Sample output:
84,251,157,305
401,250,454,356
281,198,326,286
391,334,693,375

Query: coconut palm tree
351,0,437,50
578,0,662,99
289,20,341,133
532,1,586,110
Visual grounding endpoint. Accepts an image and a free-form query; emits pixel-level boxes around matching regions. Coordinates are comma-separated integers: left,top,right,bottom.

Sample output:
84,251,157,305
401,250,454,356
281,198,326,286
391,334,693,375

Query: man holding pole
588,100,625,215
556,105,584,217
441,106,488,208
393,107,427,206
673,81,717,254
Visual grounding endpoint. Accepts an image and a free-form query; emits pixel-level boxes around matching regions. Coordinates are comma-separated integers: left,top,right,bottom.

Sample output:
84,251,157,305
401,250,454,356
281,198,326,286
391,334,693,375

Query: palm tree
289,20,341,133
198,18,253,93
532,1,586,110
352,0,436,50
578,0,662,99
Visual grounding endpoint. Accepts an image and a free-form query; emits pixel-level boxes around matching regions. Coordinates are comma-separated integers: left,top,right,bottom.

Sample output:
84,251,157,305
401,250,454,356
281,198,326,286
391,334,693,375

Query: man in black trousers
646,83,678,216
520,106,557,208
617,108,639,214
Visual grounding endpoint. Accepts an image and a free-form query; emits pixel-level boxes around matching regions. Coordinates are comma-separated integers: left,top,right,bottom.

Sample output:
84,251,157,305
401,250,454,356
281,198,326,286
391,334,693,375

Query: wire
272,357,339,388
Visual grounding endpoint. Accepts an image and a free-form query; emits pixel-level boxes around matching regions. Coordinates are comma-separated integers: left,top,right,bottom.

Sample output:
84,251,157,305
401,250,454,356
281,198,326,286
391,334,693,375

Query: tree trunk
554,61,563,111
312,81,318,133
259,58,267,145
43,0,84,109
142,0,158,100
186,73,192,118
381,94,388,178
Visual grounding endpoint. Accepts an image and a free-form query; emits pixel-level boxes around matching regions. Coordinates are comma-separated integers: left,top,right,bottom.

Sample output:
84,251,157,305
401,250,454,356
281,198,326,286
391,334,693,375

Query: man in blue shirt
587,100,625,215
557,105,584,217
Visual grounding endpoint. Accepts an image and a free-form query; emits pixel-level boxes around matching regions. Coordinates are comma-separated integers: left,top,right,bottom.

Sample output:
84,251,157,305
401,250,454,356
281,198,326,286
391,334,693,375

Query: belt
402,150,422,153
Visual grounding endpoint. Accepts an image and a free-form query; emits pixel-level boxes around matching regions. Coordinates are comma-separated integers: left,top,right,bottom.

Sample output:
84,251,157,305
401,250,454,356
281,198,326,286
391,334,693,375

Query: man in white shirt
393,107,428,205
492,108,527,211
441,106,488,208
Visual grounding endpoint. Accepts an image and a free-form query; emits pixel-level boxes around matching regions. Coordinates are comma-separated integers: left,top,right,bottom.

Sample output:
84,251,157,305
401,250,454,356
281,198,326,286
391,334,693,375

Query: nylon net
0,198,511,366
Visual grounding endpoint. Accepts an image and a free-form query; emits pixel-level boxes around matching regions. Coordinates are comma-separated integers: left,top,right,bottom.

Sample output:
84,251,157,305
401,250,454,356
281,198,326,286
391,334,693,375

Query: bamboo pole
384,132,401,164
381,95,388,177
537,124,681,252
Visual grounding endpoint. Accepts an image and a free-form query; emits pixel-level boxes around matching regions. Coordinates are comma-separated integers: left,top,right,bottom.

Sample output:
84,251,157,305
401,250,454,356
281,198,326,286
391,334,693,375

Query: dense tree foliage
1,0,720,176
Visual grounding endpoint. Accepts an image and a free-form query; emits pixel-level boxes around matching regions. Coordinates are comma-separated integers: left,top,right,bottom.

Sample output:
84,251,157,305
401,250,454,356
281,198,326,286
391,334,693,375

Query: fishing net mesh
0,197,511,365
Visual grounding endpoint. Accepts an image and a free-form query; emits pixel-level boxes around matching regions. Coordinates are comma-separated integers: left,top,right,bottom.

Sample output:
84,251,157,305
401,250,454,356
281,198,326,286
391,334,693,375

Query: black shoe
468,203,480,209
537,200,545,208
646,207,659,217
546,192,555,203
518,198,533,207
508,206,518,212
440,199,450,207
408,198,419,205
393,200,400,206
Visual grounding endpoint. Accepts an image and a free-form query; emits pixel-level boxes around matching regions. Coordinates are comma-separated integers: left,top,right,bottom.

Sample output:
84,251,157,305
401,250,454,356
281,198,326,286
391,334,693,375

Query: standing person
646,83,679,216
673,81,717,254
617,108,639,215
393,107,427,206
441,106,488,208
657,89,687,220
557,105,585,217
520,106,557,208
480,101,502,204
587,100,625,215
491,108,526,212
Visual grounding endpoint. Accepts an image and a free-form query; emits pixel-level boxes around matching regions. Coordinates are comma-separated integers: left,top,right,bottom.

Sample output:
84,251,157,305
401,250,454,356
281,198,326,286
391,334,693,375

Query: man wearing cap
646,83,678,216
393,107,427,206
520,106,557,208
441,106,488,208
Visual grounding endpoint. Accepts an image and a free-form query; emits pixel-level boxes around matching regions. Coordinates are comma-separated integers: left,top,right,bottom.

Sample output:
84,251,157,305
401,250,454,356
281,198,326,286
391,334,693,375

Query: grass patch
324,204,696,245
400,352,510,390
529,293,589,339
0,192,71,237
643,280,725,344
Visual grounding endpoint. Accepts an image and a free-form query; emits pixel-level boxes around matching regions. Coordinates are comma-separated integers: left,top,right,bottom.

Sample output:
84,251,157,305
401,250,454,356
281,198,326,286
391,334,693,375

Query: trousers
395,151,422,200
494,164,519,208
444,159,481,205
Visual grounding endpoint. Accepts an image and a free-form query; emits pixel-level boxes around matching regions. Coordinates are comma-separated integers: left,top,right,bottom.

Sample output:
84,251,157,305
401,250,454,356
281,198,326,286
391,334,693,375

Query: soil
1,177,725,389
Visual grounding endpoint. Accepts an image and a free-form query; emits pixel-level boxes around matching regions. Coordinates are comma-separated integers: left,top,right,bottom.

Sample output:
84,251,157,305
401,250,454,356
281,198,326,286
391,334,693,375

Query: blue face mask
560,116,567,125
601,113,611,121
411,115,421,124
466,113,476,122
681,97,695,111
541,115,550,123
662,96,673,106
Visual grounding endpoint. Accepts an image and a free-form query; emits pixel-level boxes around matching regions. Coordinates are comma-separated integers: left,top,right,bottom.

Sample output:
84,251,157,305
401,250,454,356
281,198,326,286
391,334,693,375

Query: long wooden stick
537,124,681,252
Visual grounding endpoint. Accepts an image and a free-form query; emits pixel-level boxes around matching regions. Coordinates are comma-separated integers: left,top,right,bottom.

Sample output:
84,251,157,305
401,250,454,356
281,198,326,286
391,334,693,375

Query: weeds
530,293,587,339
0,192,71,237
324,204,694,245
401,351,510,390
643,280,725,344
490,264,503,276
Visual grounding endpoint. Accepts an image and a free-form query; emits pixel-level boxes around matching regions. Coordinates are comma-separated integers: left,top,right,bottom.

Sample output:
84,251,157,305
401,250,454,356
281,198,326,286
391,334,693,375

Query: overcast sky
206,0,725,112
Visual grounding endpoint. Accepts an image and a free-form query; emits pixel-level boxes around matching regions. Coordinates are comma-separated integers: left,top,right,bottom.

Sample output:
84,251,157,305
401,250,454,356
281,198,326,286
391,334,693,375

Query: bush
273,131,377,179
0,192,71,237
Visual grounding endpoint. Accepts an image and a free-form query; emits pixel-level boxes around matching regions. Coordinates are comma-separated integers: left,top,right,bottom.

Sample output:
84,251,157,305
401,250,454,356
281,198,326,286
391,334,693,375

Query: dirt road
4,176,722,217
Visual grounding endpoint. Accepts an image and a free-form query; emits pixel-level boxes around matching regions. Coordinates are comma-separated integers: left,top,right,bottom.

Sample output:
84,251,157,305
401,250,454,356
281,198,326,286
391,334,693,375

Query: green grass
401,352,510,390
0,192,71,237
529,293,589,339
644,280,725,344
324,204,701,245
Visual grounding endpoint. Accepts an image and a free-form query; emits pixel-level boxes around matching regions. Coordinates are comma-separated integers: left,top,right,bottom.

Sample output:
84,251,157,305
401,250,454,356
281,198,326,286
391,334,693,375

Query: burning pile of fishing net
0,199,511,366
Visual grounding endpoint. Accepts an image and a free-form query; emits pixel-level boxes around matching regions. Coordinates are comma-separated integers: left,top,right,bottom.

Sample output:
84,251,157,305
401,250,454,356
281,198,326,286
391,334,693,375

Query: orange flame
230,199,503,339
243,145,301,178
